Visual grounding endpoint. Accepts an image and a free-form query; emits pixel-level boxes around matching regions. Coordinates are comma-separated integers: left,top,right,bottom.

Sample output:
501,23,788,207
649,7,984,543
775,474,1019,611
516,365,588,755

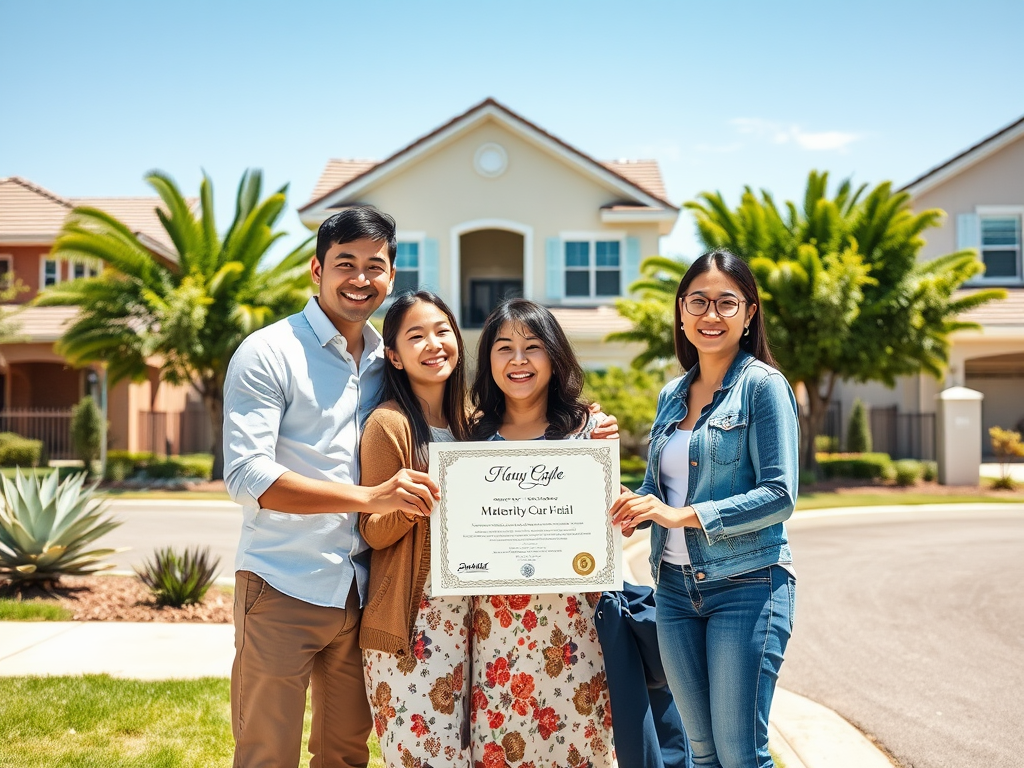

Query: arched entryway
450,220,532,328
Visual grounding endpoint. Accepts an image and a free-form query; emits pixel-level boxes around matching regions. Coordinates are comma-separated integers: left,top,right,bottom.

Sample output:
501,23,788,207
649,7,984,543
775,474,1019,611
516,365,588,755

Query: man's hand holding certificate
428,441,623,595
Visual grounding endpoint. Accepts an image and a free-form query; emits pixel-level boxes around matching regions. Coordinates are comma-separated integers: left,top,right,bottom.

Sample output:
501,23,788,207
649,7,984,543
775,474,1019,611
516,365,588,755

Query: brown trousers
231,571,372,768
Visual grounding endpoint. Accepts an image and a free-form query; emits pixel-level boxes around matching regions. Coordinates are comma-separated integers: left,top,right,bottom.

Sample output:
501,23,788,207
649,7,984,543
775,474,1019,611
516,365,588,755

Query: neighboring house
299,97,680,369
831,116,1024,457
0,176,208,458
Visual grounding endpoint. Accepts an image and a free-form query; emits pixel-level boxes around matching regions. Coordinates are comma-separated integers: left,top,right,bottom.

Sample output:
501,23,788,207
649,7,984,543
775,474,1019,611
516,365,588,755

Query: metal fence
869,405,937,461
137,408,212,456
0,409,75,460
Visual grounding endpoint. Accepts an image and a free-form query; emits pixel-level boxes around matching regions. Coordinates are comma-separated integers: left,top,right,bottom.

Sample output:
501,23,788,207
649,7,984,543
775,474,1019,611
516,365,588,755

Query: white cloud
728,118,861,152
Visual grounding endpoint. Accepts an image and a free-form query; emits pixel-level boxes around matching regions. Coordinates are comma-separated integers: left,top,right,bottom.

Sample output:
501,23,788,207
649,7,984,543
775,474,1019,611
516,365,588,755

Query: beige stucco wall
348,118,664,307
912,133,1024,262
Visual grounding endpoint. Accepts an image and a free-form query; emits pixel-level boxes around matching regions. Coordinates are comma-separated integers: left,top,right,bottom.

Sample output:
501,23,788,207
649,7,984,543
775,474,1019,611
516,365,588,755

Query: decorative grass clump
135,546,220,607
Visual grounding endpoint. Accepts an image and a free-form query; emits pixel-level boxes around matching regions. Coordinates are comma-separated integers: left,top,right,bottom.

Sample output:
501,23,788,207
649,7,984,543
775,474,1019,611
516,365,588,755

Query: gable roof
900,114,1024,197
301,98,677,218
0,176,182,258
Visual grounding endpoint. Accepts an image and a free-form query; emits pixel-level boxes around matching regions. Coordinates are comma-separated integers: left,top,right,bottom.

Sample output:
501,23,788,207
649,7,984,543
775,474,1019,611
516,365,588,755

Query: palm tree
35,170,314,480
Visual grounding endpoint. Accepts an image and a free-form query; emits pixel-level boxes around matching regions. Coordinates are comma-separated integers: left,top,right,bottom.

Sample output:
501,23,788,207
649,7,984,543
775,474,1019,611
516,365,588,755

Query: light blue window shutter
545,237,564,301
957,214,980,251
624,236,642,295
420,238,440,291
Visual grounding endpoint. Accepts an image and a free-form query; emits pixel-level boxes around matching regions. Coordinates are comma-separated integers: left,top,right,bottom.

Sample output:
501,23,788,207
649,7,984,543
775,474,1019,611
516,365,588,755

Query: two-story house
832,116,1024,457
0,176,207,458
299,98,680,368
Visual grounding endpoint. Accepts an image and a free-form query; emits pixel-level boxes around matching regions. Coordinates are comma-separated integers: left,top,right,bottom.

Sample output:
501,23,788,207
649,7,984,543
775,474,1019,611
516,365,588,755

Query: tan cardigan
358,402,431,655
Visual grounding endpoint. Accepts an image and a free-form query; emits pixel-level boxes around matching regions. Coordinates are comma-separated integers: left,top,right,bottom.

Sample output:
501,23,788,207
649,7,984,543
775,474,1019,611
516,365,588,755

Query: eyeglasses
681,295,746,318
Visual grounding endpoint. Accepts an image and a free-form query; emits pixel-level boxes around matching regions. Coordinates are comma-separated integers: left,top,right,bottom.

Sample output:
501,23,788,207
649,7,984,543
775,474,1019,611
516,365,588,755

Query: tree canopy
35,170,314,479
613,171,1006,471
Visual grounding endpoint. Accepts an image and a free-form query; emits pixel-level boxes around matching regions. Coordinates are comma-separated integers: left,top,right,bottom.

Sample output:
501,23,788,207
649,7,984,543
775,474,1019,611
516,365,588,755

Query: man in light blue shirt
224,207,438,768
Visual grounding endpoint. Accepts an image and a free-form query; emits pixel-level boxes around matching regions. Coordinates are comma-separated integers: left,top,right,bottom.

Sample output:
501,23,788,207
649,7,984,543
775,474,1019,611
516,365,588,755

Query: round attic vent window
474,143,508,178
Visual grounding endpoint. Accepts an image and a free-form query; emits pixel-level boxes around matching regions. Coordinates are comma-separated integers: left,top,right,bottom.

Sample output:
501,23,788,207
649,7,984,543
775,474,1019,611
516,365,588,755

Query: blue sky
2,0,1023,261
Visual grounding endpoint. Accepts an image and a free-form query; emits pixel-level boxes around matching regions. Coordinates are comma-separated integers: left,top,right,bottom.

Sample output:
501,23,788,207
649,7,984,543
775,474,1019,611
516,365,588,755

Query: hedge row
0,432,44,467
105,451,214,482
817,452,937,484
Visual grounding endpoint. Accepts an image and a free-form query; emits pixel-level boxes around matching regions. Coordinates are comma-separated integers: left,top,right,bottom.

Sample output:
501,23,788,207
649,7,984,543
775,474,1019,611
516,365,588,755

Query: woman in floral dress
467,299,615,768
359,291,474,768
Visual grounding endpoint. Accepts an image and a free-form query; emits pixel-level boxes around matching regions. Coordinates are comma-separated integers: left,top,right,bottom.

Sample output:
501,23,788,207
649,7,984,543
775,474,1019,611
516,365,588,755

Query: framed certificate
428,440,622,596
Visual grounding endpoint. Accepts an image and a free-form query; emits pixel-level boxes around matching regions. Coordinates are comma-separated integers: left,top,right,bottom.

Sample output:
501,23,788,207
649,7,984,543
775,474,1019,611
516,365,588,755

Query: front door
467,279,523,328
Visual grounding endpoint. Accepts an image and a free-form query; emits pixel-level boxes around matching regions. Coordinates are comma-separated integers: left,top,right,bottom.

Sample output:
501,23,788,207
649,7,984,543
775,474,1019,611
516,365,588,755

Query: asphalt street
780,505,1024,768
99,500,243,578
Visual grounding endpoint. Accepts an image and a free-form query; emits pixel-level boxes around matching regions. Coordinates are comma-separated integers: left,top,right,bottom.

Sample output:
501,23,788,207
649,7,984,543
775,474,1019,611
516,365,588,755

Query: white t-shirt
659,428,692,566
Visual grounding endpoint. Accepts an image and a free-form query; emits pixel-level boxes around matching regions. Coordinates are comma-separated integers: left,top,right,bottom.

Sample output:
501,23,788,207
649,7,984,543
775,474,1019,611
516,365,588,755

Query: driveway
781,505,1024,768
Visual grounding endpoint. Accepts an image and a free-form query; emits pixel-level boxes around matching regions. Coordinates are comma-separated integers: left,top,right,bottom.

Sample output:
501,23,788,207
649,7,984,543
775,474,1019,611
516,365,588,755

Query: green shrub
0,435,43,467
135,546,220,607
991,475,1017,491
0,470,120,587
893,460,921,487
70,396,102,471
799,469,818,488
922,461,938,482
814,435,840,453
619,455,647,475
103,451,159,481
817,452,893,480
846,399,872,453
143,454,213,481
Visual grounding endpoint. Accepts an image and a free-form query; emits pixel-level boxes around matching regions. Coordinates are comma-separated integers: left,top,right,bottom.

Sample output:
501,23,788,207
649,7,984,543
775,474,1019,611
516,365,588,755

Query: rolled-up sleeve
223,338,290,508
691,372,799,543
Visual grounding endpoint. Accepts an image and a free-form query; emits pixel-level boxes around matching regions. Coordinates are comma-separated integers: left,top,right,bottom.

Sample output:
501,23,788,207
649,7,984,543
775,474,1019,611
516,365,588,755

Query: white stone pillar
936,386,984,486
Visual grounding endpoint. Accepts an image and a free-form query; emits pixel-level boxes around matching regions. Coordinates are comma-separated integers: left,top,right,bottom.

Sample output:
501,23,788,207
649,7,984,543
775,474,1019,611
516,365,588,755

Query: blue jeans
656,563,794,768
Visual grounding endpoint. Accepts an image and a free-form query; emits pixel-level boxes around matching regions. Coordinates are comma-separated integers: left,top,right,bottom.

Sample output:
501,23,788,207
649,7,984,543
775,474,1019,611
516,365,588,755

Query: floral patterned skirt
363,591,473,768
470,593,614,768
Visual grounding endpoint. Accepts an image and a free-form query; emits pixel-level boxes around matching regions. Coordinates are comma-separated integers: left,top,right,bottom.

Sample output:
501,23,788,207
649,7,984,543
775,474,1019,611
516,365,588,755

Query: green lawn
0,599,73,621
796,492,1021,510
0,676,383,768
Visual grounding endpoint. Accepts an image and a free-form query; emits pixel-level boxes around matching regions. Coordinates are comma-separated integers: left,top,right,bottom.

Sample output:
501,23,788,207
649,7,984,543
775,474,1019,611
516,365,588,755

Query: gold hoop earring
744,326,750,337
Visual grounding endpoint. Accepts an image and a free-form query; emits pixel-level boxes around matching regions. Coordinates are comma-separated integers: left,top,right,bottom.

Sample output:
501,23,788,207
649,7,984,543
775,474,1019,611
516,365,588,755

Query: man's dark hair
315,206,397,267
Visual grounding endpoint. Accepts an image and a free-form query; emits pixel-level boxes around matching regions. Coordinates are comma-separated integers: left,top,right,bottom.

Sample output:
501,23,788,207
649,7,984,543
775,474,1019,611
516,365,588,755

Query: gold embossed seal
573,552,595,576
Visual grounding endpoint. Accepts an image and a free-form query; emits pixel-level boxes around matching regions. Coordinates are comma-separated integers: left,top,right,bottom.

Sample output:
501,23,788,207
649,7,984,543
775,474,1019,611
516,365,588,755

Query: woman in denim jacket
611,250,799,768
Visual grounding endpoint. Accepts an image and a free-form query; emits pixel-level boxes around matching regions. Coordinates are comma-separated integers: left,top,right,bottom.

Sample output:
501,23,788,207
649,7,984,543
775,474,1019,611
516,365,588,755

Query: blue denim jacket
638,350,799,583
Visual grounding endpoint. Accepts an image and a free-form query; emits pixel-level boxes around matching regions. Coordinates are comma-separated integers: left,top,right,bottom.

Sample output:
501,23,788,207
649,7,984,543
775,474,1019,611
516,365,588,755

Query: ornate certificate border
429,441,620,594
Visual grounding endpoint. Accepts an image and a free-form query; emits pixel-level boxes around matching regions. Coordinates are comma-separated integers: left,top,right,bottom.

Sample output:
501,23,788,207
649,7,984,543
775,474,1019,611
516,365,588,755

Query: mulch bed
0,575,232,623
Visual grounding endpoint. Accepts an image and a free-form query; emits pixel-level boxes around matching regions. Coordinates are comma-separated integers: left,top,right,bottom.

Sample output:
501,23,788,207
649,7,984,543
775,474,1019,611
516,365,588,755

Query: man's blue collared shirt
223,297,385,608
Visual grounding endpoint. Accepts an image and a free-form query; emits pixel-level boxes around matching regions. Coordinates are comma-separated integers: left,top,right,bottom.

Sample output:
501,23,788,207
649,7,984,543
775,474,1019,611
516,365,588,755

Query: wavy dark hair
381,291,470,468
673,249,777,371
470,298,589,440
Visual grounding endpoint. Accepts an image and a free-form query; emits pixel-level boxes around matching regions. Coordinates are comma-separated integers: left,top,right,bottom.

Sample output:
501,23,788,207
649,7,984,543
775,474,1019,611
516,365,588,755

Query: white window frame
70,258,101,280
975,206,1024,285
40,257,62,289
559,232,627,303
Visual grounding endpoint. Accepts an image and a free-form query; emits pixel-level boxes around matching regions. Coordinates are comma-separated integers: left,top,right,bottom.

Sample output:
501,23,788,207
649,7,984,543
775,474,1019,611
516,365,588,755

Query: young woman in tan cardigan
358,291,474,767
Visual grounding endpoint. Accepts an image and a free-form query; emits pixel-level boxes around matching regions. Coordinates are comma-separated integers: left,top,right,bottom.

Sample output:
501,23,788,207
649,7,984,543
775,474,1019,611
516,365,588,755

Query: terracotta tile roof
600,161,669,203
2,305,79,342
957,288,1024,327
0,176,184,253
548,306,633,339
309,160,380,203
303,98,676,212
71,196,177,251
0,177,73,239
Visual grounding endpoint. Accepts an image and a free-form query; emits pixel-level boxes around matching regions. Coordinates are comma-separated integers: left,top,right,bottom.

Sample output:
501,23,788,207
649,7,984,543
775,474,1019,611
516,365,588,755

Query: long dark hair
470,298,589,440
673,249,777,371
381,291,470,468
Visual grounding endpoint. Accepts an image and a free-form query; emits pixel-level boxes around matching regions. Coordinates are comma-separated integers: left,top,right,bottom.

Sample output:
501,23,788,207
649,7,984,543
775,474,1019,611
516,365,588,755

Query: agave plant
0,470,122,587
135,546,220,607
